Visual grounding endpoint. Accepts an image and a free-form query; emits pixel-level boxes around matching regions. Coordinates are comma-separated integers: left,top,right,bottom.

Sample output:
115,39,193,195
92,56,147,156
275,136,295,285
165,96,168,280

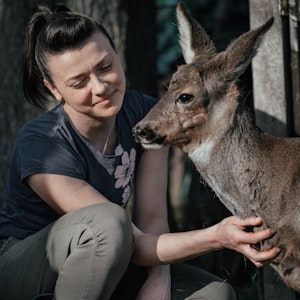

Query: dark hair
23,4,115,110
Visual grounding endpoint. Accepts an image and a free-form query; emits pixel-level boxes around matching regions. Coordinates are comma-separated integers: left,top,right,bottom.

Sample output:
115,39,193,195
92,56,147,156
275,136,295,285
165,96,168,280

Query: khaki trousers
0,203,236,300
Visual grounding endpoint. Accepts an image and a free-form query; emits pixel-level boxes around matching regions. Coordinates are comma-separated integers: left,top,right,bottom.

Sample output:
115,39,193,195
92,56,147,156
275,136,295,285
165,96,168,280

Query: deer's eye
178,93,194,104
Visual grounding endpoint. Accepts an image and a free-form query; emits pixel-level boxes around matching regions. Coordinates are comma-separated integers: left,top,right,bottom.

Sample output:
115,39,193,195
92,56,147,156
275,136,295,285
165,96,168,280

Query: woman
0,4,280,300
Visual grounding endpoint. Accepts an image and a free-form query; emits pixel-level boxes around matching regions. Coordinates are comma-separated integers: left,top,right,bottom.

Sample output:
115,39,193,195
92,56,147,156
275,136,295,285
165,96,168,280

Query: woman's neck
63,103,117,154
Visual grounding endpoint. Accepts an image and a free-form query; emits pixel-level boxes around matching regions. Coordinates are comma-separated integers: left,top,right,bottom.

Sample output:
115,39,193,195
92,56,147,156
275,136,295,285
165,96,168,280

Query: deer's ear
176,2,216,64
217,17,274,81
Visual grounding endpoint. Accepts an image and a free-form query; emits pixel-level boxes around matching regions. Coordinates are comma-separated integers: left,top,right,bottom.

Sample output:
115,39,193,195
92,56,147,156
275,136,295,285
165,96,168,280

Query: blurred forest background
0,0,299,299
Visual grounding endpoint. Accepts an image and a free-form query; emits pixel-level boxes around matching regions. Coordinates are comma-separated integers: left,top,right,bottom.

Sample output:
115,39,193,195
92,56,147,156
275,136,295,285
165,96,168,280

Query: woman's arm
133,148,170,234
131,215,280,268
27,173,110,214
133,147,171,300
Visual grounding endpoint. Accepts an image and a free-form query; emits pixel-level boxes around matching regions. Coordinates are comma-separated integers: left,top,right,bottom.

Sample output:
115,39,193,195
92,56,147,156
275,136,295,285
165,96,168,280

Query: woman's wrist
208,223,224,251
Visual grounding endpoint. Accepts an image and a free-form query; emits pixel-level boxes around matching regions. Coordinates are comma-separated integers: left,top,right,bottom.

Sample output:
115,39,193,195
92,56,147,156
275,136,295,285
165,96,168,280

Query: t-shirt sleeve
18,135,86,182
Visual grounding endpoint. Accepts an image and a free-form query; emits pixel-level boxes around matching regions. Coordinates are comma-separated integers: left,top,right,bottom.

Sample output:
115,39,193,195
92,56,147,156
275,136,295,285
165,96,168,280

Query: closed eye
95,64,112,76
100,63,112,71
69,78,87,89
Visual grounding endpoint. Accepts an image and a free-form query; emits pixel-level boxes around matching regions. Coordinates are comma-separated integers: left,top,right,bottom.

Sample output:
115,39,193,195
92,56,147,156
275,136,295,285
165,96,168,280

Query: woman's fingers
237,217,281,265
216,215,281,268
240,227,275,245
245,245,281,268
228,215,275,245
236,215,264,227
217,215,281,268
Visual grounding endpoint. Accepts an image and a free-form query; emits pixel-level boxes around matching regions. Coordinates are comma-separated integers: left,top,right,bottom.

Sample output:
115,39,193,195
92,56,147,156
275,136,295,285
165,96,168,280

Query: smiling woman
42,31,126,149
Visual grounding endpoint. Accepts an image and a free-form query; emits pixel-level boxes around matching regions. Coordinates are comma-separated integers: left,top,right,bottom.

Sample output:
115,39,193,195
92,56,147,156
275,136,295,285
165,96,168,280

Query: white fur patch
189,139,244,216
188,139,215,166
177,9,195,64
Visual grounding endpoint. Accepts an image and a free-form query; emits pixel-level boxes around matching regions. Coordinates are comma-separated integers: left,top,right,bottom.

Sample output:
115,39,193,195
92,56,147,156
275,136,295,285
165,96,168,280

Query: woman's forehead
45,32,114,77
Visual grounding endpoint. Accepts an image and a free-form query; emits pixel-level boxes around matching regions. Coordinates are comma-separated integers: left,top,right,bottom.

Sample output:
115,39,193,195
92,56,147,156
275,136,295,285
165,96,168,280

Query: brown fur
133,3,300,292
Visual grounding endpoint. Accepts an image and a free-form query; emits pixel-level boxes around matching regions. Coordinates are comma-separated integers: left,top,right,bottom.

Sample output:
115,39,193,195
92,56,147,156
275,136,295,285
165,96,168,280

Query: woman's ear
43,79,63,101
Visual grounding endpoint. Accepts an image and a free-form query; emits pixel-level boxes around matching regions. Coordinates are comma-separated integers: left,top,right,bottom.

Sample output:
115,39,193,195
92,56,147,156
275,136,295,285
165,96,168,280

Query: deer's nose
133,125,156,141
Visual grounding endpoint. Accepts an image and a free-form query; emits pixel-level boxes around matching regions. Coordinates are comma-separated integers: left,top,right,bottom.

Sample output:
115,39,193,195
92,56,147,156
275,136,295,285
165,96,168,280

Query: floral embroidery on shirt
122,186,131,207
114,148,136,189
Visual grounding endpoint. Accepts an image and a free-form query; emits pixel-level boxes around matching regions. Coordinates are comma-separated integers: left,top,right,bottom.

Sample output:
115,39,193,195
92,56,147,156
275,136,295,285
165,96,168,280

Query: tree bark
124,0,158,97
0,0,40,204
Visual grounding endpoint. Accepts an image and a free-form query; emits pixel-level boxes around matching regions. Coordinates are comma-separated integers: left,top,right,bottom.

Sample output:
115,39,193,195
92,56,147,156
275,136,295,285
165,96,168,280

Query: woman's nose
91,75,107,96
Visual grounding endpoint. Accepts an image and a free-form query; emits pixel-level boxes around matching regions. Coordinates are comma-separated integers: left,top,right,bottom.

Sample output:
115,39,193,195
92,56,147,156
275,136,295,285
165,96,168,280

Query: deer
133,2,300,293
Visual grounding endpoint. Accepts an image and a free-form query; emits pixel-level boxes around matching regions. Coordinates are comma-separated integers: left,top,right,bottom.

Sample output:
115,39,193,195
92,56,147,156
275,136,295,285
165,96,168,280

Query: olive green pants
0,203,236,300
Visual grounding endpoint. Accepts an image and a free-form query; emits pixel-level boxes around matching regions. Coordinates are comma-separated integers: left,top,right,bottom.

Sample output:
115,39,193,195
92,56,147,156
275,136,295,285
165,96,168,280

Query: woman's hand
136,266,171,300
214,215,281,267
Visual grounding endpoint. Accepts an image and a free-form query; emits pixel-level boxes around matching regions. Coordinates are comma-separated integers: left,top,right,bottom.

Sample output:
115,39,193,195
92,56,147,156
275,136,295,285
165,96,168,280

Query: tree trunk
124,0,158,97
0,0,41,204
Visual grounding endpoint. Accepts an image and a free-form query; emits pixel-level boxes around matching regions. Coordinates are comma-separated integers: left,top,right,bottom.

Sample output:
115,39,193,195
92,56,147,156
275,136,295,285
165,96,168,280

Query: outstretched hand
214,215,281,268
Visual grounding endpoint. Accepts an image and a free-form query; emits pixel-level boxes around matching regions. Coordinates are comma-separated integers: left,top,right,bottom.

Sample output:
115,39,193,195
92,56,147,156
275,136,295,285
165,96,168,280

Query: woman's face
43,31,126,122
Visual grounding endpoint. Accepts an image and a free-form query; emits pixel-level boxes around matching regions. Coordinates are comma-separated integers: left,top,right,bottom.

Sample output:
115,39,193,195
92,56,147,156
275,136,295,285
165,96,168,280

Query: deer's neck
188,108,272,217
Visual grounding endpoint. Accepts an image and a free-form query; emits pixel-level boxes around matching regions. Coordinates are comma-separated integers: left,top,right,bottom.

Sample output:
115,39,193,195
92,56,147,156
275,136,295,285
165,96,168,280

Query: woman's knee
87,203,133,254
47,203,133,268
77,203,134,279
73,203,133,251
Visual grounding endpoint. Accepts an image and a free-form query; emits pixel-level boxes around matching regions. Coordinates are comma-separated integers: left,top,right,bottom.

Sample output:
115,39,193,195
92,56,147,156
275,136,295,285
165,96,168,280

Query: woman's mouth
93,90,116,106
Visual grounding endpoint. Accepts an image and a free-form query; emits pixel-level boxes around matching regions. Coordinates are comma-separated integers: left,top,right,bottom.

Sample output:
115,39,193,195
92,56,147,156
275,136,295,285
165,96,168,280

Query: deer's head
133,3,273,153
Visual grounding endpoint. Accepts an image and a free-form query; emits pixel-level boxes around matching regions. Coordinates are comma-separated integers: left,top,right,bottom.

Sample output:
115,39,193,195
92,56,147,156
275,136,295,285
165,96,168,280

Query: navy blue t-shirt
0,90,156,239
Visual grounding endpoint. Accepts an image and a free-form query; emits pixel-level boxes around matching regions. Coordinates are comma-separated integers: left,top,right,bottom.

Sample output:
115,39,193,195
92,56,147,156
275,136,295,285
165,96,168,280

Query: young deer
133,2,300,292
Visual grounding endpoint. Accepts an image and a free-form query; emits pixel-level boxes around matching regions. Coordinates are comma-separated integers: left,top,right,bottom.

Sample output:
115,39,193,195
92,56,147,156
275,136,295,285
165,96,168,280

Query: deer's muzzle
132,123,166,149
